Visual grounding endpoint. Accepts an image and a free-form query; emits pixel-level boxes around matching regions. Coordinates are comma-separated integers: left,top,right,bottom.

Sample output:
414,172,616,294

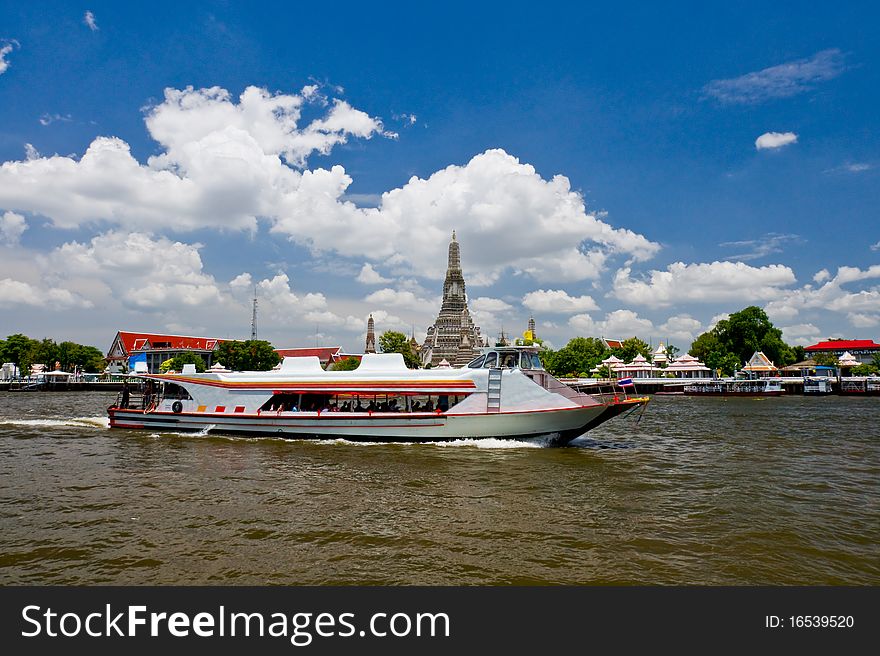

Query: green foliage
0,334,106,375
792,345,806,363
812,353,838,367
611,337,652,363
160,352,206,373
663,343,680,363
2,334,37,375
216,340,279,371
595,364,612,378
378,331,420,368
329,356,361,371
543,337,609,377
704,351,742,377
689,306,795,375
851,363,878,376
872,353,880,370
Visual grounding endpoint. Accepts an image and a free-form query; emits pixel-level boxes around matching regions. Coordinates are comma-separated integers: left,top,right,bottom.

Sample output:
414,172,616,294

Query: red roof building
107,331,226,373
804,339,880,365
275,347,363,368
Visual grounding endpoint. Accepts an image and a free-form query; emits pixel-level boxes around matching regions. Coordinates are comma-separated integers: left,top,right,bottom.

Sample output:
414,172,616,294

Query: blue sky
1,1,878,355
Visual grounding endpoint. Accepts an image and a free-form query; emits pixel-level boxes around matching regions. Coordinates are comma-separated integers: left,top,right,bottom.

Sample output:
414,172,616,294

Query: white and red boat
108,347,647,444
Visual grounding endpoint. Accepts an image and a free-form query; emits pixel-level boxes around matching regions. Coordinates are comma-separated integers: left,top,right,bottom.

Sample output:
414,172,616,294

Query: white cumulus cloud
356,263,391,284
522,289,598,314
568,309,654,339
48,231,222,311
0,278,87,309
658,315,703,344
755,132,798,150
363,287,433,311
0,86,659,289
612,261,796,308
848,313,880,328
1,211,26,245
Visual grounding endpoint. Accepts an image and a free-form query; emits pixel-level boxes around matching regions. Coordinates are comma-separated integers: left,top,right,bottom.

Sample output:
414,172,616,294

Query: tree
160,352,206,373
663,344,680,363
329,357,361,371
792,345,806,363
689,306,796,374
543,337,609,377
851,363,878,376
378,331,420,368
216,340,279,371
30,338,59,369
611,337,652,363
2,334,37,377
812,353,838,367
57,342,106,372
704,351,742,377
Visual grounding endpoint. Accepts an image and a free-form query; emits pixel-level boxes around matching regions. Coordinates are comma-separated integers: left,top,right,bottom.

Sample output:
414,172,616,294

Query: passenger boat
838,377,880,396
107,347,648,444
802,377,834,395
682,378,784,396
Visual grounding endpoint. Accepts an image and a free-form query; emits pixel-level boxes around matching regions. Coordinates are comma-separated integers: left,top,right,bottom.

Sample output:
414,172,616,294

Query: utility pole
251,285,258,340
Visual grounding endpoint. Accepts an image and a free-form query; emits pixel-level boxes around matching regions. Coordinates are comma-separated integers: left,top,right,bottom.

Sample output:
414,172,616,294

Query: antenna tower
251,285,258,340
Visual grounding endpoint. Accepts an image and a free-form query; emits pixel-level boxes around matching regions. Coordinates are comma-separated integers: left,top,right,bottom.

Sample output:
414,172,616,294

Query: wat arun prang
419,231,486,367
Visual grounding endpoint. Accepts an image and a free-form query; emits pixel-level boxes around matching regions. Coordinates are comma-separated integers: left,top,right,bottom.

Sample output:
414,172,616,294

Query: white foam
311,436,547,449
0,416,110,429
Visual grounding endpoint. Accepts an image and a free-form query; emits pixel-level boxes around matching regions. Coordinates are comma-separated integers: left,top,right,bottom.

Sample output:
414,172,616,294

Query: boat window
483,352,498,368
163,382,192,400
530,353,544,369
468,355,486,369
500,353,517,369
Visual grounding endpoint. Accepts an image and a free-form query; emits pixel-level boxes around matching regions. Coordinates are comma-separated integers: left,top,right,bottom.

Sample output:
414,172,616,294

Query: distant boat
803,377,833,395
108,347,648,444
838,377,880,396
682,379,784,396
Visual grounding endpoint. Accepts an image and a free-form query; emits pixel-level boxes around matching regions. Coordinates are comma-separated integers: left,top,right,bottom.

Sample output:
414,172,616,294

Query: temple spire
365,314,376,354
420,232,481,367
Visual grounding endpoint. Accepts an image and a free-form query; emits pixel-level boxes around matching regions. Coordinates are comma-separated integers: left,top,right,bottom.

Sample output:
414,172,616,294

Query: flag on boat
618,377,634,387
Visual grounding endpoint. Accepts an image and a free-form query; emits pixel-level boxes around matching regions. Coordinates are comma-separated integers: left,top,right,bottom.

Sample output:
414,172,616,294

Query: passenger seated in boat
367,400,376,412
388,399,399,412
412,401,422,411
354,400,365,412
424,399,434,411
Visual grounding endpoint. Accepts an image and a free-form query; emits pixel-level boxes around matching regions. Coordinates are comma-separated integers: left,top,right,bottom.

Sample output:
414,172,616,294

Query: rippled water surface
1,392,877,584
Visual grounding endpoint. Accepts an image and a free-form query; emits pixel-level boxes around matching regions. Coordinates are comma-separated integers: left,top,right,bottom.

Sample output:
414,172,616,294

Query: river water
0,391,877,585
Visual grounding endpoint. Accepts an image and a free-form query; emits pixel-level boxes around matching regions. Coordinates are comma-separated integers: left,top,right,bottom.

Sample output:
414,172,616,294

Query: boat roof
135,353,480,394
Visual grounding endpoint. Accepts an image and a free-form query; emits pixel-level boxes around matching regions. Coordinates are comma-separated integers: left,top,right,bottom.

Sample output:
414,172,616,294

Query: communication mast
250,285,258,340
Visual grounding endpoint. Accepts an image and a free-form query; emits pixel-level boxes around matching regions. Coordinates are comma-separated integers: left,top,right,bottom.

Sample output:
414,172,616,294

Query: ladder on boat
487,367,502,413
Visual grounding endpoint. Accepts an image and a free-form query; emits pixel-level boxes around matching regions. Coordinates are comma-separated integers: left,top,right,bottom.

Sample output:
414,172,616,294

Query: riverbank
0,381,126,392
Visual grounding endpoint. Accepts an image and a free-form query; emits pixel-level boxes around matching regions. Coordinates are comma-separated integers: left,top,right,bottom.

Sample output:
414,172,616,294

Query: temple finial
452,229,456,241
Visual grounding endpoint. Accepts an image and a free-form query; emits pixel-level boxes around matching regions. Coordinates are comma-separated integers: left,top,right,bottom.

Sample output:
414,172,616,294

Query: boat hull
108,400,644,444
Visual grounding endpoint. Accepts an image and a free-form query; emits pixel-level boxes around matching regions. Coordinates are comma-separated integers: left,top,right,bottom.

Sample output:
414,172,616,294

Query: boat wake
0,416,110,430
312,436,548,449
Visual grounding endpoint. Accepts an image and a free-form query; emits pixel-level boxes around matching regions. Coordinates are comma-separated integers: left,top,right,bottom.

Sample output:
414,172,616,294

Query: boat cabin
466,347,544,370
